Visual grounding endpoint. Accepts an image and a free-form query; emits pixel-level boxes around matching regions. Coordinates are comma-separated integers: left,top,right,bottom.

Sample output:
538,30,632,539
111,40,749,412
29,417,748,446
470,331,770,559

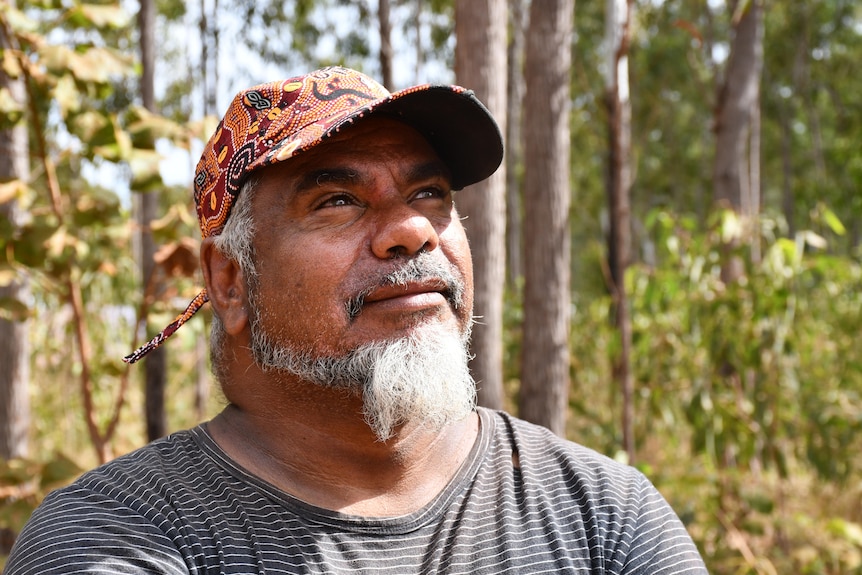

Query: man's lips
361,279,450,306
344,253,466,321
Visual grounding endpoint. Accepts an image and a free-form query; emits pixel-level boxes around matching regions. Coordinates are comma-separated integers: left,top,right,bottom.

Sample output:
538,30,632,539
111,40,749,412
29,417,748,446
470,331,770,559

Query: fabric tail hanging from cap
124,290,209,364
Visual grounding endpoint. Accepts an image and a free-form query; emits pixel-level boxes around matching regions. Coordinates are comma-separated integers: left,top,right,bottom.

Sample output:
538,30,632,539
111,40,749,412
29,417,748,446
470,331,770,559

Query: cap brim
370,86,504,190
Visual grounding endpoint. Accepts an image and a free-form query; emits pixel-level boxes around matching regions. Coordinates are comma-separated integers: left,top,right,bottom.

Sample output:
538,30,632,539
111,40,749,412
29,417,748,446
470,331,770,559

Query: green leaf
39,453,84,491
827,518,862,547
150,203,195,234
0,268,18,286
801,230,828,250
91,117,133,161
0,5,38,34
1,48,22,79
64,3,130,29
70,109,110,142
44,226,70,260
73,186,122,227
76,4,131,28
0,179,26,204
70,47,134,84
821,207,847,236
720,210,742,244
188,115,220,144
127,107,188,149
0,458,37,487
12,216,59,268
0,296,31,321
129,149,163,191
0,498,37,534
53,74,81,117
38,44,75,75
0,88,25,130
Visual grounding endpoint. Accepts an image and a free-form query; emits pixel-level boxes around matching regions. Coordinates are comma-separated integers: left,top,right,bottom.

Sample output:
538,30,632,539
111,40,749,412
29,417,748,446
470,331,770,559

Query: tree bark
454,0,508,410
605,0,634,461
713,0,763,214
505,0,526,289
378,0,393,89
0,14,31,460
139,0,167,441
779,100,795,236
413,0,423,83
519,0,574,435
713,0,763,284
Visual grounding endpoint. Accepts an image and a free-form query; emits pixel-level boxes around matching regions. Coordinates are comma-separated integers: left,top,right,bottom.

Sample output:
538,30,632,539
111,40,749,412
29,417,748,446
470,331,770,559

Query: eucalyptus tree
604,0,634,460
0,0,31,461
504,0,526,289
455,0,508,410
137,0,169,442
519,0,575,435
713,0,763,283
0,0,194,463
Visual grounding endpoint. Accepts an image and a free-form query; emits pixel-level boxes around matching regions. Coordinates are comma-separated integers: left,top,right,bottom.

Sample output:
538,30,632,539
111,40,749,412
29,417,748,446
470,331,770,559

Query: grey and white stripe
5,408,707,574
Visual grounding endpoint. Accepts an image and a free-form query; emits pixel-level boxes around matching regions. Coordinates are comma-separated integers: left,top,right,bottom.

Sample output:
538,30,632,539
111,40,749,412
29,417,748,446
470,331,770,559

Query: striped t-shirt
6,408,707,574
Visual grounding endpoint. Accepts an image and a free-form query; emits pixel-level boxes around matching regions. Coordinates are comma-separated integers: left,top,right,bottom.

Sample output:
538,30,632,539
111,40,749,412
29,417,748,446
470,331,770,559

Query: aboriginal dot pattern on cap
194,67,396,238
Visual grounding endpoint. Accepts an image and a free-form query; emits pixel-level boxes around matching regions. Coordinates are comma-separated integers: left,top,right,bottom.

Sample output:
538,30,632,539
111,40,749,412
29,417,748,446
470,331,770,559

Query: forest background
1,0,861,573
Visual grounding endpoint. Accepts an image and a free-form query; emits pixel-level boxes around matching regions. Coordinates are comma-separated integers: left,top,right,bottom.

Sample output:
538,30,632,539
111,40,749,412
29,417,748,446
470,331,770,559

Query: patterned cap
124,66,503,364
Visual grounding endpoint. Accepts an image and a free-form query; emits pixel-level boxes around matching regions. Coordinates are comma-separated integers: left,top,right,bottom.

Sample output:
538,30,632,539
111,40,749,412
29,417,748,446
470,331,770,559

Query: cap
124,66,504,364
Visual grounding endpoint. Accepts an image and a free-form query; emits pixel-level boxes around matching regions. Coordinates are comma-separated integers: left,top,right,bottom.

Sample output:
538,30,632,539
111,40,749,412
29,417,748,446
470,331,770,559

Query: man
5,66,707,573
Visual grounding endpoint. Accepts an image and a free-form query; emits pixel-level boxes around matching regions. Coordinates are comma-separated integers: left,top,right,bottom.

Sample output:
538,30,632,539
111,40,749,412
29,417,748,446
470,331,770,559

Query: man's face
246,116,475,362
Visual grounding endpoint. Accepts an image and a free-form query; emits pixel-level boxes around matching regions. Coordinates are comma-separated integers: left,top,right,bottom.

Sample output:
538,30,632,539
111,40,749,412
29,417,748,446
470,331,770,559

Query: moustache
345,253,466,321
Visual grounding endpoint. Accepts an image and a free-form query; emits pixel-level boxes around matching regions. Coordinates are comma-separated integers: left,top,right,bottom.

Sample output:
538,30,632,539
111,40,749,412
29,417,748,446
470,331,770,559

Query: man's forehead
258,159,452,198
298,161,450,188
256,118,452,187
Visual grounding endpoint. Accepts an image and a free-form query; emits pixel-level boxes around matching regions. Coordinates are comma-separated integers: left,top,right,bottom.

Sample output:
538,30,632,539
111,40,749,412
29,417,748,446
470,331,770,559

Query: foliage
563,206,862,573
628,0,862,243
1,1,862,573
0,0,200,463
632,207,862,480
0,452,83,567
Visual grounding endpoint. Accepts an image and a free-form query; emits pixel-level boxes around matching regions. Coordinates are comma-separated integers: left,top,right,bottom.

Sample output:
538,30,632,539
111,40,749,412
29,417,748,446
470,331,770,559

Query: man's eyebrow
292,161,451,196
407,160,452,185
294,168,365,195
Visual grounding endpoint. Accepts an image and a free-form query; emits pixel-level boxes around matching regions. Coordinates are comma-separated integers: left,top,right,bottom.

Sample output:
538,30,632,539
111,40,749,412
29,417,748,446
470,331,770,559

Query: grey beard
245,251,475,440
251,323,476,441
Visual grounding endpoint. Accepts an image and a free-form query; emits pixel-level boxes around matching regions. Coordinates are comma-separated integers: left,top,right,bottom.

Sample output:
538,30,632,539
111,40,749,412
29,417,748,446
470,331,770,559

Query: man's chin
251,321,476,441
356,324,476,441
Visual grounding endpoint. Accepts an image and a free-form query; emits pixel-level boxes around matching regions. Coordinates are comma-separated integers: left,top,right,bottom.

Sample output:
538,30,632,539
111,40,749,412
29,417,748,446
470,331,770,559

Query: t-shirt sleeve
618,472,707,574
4,486,189,575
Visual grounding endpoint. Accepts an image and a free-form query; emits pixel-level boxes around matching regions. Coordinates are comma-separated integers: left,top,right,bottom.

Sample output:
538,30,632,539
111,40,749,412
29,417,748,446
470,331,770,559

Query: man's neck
206,386,479,517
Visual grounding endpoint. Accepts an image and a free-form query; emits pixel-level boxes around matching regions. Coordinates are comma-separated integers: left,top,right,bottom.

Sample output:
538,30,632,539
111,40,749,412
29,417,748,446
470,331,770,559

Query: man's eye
414,187,449,201
317,193,355,208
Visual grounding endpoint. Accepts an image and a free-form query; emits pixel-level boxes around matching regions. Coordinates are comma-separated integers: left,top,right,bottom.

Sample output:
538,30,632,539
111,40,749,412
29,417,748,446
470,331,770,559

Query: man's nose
371,203,440,259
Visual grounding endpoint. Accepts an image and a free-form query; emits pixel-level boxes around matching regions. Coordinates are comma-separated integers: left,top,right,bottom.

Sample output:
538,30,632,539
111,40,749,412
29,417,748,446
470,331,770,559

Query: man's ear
201,237,249,336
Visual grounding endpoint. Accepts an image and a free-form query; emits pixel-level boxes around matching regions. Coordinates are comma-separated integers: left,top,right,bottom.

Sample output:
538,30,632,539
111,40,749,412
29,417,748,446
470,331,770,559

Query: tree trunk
0,16,31,460
713,0,763,213
749,92,761,263
378,0,393,89
605,0,634,461
779,99,795,237
139,0,167,441
414,0,423,83
505,0,526,289
713,0,763,283
519,0,574,435
454,0,507,411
